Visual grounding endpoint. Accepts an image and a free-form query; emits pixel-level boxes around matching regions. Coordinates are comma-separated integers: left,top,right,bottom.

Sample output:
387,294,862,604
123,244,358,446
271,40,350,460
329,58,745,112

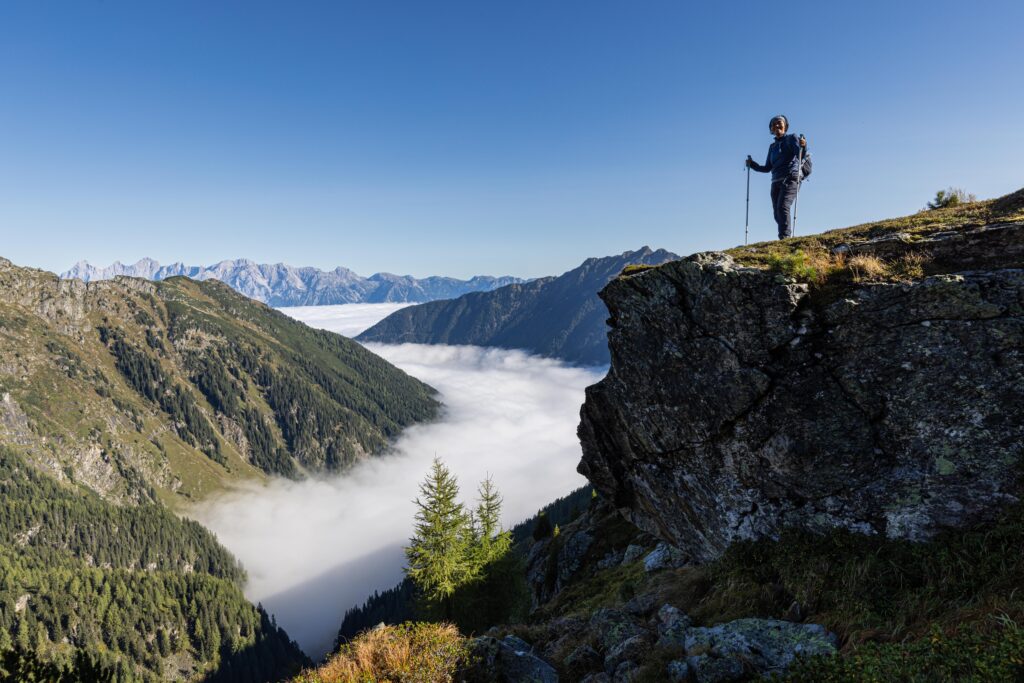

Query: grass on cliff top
291,623,469,683
620,187,1024,289
726,185,1024,270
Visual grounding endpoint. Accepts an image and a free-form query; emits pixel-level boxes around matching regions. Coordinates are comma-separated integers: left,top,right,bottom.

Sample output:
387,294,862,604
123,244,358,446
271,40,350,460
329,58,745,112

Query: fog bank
192,306,603,658
277,303,411,338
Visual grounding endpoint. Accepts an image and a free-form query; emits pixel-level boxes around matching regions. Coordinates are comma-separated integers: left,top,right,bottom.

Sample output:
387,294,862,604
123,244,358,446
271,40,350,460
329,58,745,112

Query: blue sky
2,1,1022,279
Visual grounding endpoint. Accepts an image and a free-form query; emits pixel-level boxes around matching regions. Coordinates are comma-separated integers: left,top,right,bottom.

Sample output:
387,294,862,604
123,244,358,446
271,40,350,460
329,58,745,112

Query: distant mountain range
357,247,679,365
62,258,525,306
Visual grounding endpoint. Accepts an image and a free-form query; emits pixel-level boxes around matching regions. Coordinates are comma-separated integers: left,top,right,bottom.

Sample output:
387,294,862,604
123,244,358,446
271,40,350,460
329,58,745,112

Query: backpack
800,150,812,180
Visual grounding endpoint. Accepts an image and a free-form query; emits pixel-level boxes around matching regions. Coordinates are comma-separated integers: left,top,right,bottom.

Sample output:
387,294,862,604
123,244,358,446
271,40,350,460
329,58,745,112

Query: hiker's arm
748,154,770,173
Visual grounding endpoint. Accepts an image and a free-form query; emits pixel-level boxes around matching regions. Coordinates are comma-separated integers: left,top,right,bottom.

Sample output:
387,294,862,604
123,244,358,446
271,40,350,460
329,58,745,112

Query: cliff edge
579,189,1024,563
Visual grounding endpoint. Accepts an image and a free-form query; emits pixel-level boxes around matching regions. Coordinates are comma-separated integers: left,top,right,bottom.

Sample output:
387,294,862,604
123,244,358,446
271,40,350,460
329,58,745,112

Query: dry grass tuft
889,252,929,281
847,255,888,282
293,622,469,683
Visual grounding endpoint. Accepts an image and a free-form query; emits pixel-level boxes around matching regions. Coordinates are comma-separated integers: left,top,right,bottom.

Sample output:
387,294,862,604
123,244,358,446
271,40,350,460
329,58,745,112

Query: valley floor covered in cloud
191,305,604,658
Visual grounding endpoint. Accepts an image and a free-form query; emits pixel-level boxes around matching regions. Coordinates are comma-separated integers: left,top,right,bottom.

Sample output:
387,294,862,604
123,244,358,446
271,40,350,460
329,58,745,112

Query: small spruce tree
405,458,473,619
474,475,512,566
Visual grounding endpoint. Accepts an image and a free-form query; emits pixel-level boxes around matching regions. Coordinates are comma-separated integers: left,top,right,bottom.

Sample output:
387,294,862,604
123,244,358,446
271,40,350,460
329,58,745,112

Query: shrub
926,187,976,210
294,622,469,683
889,252,928,281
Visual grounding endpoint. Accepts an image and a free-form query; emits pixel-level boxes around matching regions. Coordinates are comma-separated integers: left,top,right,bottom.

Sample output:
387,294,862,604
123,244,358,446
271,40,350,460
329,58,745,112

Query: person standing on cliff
746,115,808,239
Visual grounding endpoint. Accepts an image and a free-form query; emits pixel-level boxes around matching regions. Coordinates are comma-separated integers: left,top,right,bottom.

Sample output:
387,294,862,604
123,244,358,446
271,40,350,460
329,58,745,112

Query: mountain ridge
62,258,525,307
1,256,439,503
357,246,680,365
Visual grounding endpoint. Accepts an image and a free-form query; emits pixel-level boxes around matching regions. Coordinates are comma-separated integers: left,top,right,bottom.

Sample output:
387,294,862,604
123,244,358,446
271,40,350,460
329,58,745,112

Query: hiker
746,115,808,239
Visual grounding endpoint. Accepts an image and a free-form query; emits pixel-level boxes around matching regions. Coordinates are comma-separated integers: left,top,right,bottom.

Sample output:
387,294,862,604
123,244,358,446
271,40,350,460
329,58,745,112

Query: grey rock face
666,659,690,682
603,634,649,674
655,604,691,647
643,542,686,572
579,252,1024,562
684,618,837,678
621,544,645,564
468,636,559,683
525,524,595,607
588,609,645,652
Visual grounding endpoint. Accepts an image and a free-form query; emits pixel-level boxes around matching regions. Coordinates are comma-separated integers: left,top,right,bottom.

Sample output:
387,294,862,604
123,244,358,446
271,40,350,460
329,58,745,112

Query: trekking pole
744,157,751,245
792,135,806,236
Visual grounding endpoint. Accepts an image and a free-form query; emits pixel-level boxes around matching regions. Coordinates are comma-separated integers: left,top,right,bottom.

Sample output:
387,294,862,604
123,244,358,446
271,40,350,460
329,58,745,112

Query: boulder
468,636,559,683
603,634,650,673
588,608,645,652
683,618,837,678
655,604,691,647
643,542,686,572
666,659,690,682
621,544,646,564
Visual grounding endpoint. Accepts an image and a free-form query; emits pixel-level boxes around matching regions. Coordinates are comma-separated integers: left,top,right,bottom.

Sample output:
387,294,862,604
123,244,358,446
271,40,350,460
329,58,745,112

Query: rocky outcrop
467,635,559,683
501,599,835,682
578,248,1024,563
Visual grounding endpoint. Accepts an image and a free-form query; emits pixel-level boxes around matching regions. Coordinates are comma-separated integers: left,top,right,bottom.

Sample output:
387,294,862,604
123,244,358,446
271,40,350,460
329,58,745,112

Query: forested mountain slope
0,258,440,678
0,447,309,681
357,247,678,365
0,259,438,502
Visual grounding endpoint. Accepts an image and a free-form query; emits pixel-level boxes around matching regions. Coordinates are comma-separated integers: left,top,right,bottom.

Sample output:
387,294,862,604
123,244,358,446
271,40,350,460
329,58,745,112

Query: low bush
294,622,469,683
926,187,976,210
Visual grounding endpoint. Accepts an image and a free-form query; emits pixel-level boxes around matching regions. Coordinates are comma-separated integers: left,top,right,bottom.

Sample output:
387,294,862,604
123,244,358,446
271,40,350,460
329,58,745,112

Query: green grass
783,617,1024,682
727,186,1024,273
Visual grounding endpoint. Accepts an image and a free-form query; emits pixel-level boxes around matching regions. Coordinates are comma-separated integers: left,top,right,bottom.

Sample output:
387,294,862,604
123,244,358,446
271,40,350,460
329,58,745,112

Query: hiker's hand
799,137,807,147
745,156,754,168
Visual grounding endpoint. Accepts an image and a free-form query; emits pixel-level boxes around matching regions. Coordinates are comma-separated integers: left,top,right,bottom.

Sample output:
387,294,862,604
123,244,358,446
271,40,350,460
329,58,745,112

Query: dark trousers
771,178,800,239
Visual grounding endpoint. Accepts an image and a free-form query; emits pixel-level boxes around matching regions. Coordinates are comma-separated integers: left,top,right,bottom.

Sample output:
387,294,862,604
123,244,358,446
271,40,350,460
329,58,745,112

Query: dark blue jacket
751,133,805,183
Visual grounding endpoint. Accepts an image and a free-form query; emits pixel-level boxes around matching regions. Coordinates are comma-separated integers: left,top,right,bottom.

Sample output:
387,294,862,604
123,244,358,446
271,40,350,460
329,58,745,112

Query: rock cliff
579,196,1024,563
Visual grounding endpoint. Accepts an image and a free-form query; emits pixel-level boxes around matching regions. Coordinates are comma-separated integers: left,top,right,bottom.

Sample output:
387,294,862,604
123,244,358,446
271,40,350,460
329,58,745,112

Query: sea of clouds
190,304,604,658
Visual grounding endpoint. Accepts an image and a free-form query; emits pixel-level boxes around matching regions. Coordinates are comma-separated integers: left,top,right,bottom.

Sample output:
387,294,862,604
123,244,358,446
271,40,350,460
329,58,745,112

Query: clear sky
2,1,1022,279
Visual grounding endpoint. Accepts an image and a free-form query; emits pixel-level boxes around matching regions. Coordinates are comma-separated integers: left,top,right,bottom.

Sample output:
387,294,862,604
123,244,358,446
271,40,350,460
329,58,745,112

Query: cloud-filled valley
190,305,604,658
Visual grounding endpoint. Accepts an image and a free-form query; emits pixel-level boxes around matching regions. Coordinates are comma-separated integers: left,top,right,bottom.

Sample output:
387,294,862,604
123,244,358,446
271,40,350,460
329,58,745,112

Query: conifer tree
404,458,472,619
474,475,511,566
